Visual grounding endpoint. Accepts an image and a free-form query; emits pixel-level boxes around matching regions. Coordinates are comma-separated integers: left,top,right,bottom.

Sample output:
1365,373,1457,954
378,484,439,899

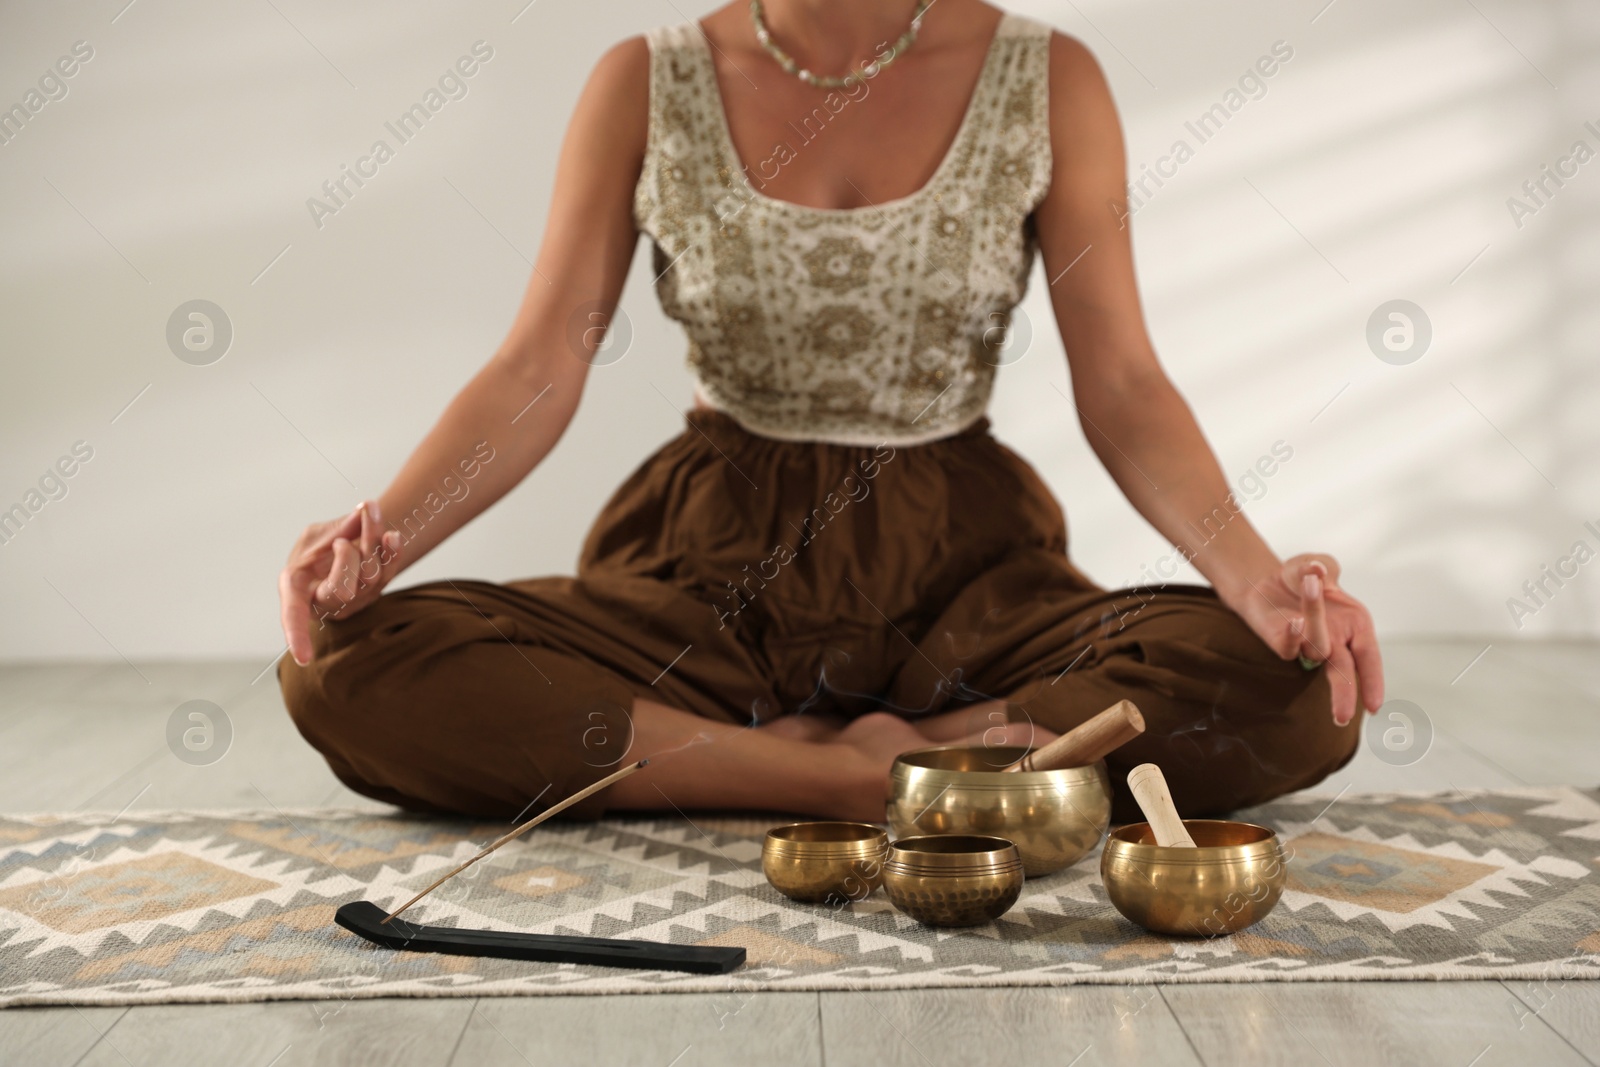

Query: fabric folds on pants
280,409,1356,823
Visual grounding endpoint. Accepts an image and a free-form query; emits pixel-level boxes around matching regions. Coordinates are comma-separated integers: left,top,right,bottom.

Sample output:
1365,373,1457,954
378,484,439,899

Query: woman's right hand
279,501,404,665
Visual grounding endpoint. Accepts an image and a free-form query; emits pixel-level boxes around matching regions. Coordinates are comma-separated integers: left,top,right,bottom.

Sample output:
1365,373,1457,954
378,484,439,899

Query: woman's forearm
1076,366,1281,601
374,350,585,578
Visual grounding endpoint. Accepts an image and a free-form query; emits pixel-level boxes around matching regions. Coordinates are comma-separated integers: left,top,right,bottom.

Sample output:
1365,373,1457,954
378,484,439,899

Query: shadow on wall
995,0,1600,638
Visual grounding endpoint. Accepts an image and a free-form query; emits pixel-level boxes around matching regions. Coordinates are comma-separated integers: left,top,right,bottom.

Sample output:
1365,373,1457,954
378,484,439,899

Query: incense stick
381,759,649,924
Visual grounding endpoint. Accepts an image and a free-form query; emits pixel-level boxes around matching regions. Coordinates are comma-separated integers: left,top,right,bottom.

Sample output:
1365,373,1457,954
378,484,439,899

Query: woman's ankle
805,739,894,822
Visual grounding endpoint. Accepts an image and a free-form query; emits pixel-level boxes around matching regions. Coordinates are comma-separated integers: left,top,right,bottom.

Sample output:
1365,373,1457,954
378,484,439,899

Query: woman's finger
1325,642,1360,727
1274,614,1306,660
335,536,363,602
1300,572,1331,660
279,565,317,666
288,508,364,576
1282,552,1341,589
308,505,364,559
291,539,339,586
357,500,381,558
355,526,387,587
375,530,405,582
316,537,360,610
355,528,400,587
278,559,324,668
1349,615,1386,714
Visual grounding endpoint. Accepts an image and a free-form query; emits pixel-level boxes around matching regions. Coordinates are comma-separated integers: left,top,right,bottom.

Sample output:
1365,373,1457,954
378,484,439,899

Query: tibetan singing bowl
1100,819,1288,937
762,822,889,904
881,834,1025,927
886,745,1111,876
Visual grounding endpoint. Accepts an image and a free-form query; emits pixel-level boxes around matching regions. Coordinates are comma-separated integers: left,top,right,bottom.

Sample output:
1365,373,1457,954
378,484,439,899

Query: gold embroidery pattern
634,13,1054,445
807,305,885,363
803,236,874,293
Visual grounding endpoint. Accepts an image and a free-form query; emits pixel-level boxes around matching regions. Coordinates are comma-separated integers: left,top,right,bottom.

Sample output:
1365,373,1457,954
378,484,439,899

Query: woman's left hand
1225,553,1385,727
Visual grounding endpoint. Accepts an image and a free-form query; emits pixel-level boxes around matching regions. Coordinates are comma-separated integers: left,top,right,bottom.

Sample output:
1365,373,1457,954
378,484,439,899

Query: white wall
1,0,1596,660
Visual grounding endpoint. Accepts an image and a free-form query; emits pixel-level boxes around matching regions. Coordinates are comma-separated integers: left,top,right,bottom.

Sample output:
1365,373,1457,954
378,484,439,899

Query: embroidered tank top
633,12,1053,446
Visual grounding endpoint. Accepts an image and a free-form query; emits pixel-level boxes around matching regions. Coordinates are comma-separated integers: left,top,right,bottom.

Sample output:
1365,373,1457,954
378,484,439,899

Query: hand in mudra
278,501,403,666
1228,553,1384,727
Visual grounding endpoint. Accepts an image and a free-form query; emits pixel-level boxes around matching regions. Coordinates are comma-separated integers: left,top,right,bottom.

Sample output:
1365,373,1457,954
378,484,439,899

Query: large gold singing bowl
887,745,1112,877
762,822,890,904
1100,820,1288,937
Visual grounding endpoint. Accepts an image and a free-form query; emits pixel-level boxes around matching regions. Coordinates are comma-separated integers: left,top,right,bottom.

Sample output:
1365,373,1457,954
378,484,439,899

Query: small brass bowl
887,745,1111,876
762,822,889,904
881,834,1025,927
1100,819,1288,937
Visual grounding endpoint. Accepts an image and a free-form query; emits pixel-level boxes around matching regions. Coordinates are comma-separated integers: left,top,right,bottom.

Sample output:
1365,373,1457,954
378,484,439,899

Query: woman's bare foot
821,712,942,821
760,711,849,742
911,699,1010,742
601,699,1061,824
602,700,913,821
910,699,1059,749
820,711,1063,822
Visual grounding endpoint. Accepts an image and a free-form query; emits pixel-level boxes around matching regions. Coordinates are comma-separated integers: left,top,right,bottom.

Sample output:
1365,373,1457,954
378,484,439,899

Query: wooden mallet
1127,762,1197,848
381,758,648,924
1006,698,1145,773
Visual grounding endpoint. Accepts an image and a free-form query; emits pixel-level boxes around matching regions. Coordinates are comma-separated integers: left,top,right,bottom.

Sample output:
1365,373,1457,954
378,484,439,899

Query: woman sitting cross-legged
276,0,1383,826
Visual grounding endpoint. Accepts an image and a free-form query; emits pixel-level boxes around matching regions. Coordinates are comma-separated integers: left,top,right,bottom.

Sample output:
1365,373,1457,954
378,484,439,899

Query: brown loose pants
279,410,1358,824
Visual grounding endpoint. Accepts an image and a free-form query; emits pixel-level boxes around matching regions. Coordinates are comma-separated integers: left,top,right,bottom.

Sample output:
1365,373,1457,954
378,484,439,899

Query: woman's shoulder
576,34,650,126
628,20,702,54
977,9,1098,95
997,9,1056,39
1036,20,1109,100
970,9,1101,120
592,30,652,79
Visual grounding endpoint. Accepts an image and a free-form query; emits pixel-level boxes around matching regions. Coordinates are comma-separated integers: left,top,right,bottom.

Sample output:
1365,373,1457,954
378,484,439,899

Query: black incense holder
334,901,745,975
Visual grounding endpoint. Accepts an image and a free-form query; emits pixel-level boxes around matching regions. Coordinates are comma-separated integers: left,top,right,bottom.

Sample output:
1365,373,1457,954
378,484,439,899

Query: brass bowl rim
1103,819,1281,865
766,844,887,858
891,744,1108,786
884,862,1024,877
764,822,890,849
886,834,1021,868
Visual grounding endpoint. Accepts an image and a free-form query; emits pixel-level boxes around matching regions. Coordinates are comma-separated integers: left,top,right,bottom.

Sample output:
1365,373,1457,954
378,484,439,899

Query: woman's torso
633,9,1055,447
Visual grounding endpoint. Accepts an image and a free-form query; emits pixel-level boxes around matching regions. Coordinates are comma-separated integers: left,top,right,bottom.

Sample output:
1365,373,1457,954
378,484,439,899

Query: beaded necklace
748,0,935,89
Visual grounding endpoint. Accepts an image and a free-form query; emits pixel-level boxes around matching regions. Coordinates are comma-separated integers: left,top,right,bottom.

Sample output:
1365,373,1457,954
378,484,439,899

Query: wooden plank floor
1,638,1596,1066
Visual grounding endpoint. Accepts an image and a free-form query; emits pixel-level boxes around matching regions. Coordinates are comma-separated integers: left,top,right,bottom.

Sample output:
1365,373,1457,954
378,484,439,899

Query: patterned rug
2,788,1598,1006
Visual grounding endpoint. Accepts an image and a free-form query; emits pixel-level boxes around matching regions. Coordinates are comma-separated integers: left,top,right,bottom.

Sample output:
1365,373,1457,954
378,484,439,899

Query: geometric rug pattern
1,788,1598,1006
